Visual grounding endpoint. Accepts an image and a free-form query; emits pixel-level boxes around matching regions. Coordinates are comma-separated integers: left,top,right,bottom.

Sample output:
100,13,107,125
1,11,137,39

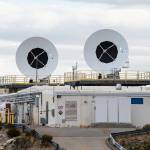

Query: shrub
25,131,32,138
5,124,14,129
143,124,150,130
12,137,32,150
7,128,21,138
41,134,53,147
31,129,37,137
0,122,2,130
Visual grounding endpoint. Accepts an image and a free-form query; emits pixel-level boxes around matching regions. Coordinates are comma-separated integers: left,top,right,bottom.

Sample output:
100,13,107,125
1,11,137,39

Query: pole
36,60,38,85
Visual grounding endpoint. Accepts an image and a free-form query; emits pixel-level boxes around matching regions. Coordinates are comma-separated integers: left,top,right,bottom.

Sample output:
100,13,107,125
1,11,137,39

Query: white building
0,85,150,127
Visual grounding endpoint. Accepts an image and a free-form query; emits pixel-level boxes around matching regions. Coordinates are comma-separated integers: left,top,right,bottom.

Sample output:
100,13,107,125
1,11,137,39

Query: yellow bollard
10,113,14,124
5,112,15,124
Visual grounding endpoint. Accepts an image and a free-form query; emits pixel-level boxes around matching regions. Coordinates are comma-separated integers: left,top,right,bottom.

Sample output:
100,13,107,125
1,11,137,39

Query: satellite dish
84,29,129,74
16,37,58,79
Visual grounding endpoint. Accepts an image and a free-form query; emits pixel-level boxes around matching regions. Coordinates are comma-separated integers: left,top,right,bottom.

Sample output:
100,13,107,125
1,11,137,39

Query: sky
0,0,150,76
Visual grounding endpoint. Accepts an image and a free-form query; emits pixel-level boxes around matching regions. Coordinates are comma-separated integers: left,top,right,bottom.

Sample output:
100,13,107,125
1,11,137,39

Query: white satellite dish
84,29,129,74
16,37,58,80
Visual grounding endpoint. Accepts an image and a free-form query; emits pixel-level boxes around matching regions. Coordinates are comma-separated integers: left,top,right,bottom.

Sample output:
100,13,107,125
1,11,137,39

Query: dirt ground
0,129,54,150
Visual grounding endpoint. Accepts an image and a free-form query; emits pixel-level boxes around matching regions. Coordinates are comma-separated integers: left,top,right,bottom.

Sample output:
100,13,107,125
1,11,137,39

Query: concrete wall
55,95,94,127
131,97,150,127
38,92,55,126
54,95,131,127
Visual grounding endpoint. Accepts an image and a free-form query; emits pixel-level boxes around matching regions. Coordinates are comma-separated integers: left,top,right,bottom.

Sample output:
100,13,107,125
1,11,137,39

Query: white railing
0,70,150,85
64,70,150,82
0,75,64,85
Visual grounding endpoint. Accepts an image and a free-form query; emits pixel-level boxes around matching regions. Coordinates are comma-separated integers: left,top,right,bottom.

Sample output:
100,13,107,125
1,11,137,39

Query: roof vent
116,84,122,90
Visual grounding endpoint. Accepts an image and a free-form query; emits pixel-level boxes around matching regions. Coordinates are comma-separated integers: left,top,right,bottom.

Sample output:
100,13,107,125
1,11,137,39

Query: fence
110,129,150,150
0,75,64,85
0,70,150,85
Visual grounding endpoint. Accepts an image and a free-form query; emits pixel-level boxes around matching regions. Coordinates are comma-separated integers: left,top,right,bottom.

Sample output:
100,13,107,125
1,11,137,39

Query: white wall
56,95,81,127
119,97,131,123
55,95,94,127
131,97,150,127
39,93,55,126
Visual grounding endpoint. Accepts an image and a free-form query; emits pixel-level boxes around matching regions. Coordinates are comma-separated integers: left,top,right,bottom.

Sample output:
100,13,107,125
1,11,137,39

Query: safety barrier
110,134,126,150
0,70,150,86
0,75,64,85
64,70,150,81
110,129,150,150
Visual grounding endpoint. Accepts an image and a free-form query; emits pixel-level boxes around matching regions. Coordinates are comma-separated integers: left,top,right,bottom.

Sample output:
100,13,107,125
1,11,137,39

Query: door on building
95,96,131,123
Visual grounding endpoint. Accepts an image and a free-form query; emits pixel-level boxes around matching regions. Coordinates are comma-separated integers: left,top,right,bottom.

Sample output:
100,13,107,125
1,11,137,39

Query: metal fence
65,70,150,81
110,129,150,150
0,70,150,85
0,75,64,85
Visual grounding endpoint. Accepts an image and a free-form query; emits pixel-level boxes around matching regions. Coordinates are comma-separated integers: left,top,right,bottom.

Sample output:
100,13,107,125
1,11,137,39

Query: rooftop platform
0,70,150,93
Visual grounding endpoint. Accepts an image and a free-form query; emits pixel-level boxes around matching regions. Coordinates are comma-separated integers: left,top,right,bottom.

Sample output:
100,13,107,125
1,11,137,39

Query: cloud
65,0,150,5
0,0,150,75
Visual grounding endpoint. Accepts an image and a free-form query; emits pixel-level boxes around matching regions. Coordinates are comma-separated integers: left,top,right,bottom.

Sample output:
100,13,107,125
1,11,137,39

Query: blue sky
0,0,150,75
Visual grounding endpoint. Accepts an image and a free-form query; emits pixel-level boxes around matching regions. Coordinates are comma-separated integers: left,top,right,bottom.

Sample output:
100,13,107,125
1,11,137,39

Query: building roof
1,85,150,101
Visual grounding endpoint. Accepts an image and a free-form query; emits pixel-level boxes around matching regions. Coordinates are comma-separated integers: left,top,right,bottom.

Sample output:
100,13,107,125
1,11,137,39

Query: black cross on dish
27,48,48,69
96,41,118,63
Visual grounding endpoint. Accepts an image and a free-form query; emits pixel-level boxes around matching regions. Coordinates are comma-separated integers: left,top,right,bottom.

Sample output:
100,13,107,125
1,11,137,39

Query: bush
5,124,14,129
41,134,53,147
25,131,32,138
143,124,150,130
31,129,37,137
0,123,2,131
12,137,32,150
7,128,21,138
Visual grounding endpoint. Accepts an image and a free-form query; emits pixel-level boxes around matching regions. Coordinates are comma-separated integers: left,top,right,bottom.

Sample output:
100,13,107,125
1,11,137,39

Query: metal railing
64,70,150,81
0,70,150,85
0,75,64,85
110,129,150,150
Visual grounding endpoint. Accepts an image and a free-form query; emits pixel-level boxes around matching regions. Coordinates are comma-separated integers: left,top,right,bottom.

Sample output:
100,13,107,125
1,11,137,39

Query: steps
92,123,135,128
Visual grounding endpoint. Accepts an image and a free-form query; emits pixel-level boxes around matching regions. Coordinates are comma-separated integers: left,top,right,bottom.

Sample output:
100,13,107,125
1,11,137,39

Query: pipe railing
0,70,150,85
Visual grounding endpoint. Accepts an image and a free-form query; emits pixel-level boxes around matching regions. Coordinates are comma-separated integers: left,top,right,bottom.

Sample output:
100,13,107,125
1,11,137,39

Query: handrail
110,129,150,150
0,70,150,85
